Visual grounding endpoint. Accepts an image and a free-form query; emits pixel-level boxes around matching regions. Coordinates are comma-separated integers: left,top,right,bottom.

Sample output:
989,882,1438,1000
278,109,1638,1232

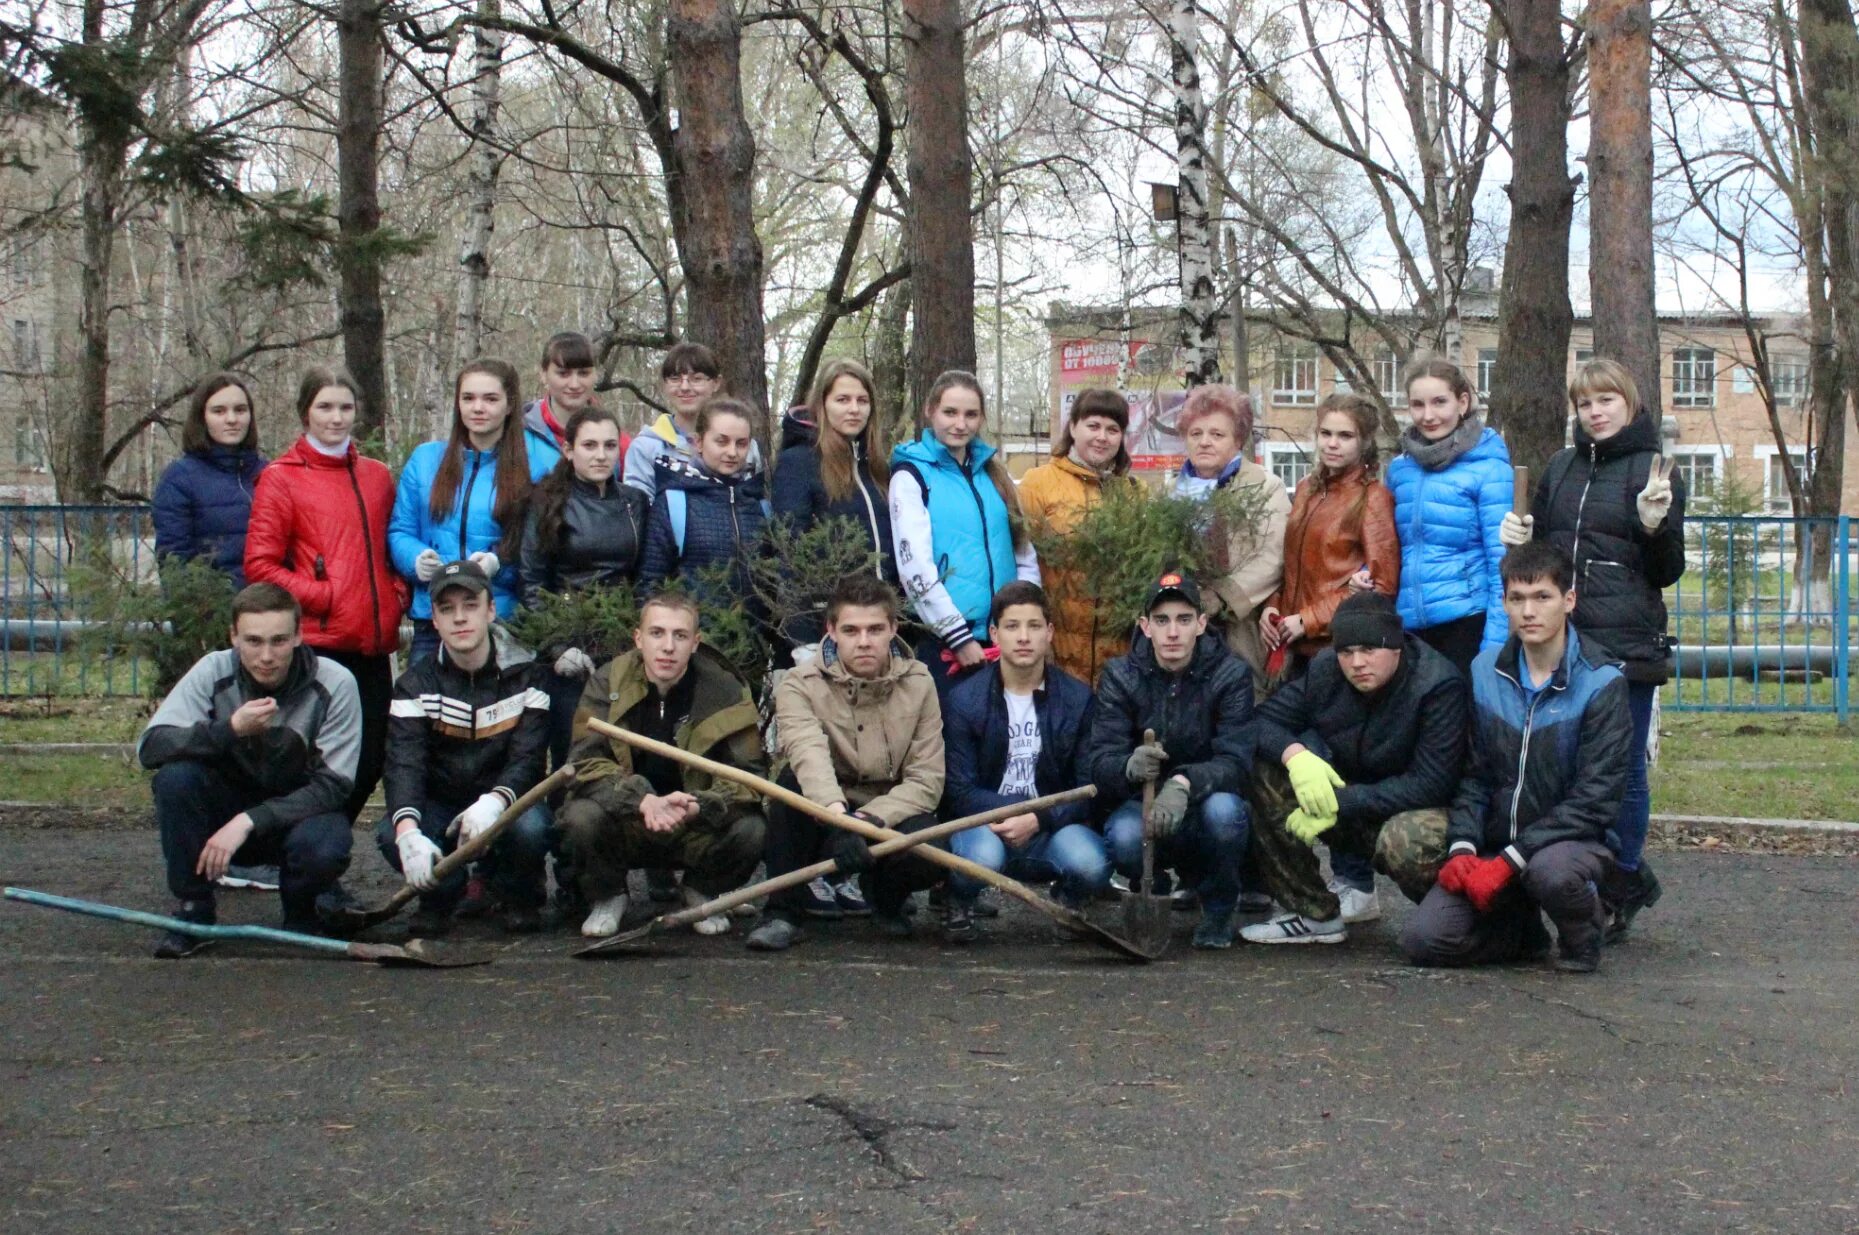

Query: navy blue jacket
152,447,267,586
770,409,898,587
1082,631,1255,808
1449,627,1630,868
636,455,769,608
943,661,1096,833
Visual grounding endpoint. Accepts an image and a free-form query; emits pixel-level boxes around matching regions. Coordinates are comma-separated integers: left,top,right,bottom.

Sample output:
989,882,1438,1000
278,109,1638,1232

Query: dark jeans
544,665,582,772
1398,840,1613,967
1413,612,1486,678
762,770,943,917
317,648,392,822
1614,682,1656,871
153,759,351,921
373,798,554,913
912,631,987,704
1104,792,1250,915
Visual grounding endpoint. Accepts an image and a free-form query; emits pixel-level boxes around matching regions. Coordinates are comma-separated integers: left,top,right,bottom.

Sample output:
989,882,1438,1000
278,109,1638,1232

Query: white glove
554,647,596,678
414,549,443,582
1498,511,1533,548
1637,456,1675,531
396,828,443,891
469,550,501,578
450,792,505,845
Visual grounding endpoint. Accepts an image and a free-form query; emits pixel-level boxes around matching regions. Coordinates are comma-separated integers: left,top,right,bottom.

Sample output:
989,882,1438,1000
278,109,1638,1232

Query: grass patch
1652,710,1859,821
0,696,149,743
7,751,150,814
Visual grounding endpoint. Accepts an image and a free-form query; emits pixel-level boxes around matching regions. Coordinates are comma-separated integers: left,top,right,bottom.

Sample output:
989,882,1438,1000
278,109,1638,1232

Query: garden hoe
577,784,1096,955
581,718,1166,962
1120,729,1173,957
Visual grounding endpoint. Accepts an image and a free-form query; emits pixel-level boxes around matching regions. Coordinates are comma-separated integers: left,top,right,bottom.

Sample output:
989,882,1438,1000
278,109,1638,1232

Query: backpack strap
892,460,928,503
667,488,687,555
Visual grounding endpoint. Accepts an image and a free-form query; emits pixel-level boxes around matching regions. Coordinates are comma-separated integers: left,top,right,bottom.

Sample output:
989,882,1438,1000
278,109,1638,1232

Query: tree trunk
1487,0,1575,475
902,0,976,409
453,0,503,365
1586,0,1661,416
872,277,913,444
1169,0,1221,386
336,0,388,440
667,0,768,431
1798,0,1859,451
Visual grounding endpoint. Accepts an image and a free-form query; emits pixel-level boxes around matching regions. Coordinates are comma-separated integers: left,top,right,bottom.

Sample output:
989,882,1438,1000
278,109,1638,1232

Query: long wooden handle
1140,728,1158,886
1513,464,1531,515
644,785,1096,931
584,718,1091,922
380,763,576,912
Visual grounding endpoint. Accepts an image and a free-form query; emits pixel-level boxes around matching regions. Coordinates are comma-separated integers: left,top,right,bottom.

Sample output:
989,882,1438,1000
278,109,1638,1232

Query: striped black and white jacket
138,645,360,835
385,628,551,830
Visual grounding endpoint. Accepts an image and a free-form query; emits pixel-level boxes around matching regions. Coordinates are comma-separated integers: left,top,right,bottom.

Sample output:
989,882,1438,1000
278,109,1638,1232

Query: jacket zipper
1569,443,1596,581
346,454,385,652
459,450,486,559
853,447,883,580
1496,658,1568,842
959,457,1000,602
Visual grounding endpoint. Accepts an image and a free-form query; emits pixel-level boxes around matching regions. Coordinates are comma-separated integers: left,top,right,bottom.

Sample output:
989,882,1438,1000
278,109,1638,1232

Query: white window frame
1273,345,1319,407
1770,357,1808,408
1374,348,1402,401
1476,347,1499,397
1754,443,1810,514
1666,444,1731,510
1672,347,1717,408
1260,441,1313,494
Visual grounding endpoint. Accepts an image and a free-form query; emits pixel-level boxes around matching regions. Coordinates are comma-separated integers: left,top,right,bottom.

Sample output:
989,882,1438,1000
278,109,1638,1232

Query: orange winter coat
1268,463,1400,658
1018,455,1142,684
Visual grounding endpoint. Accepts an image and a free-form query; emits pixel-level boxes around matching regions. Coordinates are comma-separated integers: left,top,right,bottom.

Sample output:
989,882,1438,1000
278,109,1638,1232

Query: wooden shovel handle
1513,465,1531,516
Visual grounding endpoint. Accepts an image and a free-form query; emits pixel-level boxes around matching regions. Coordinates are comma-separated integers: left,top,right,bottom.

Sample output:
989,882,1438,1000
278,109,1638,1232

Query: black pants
1413,612,1486,678
318,648,392,821
762,769,943,917
153,759,351,921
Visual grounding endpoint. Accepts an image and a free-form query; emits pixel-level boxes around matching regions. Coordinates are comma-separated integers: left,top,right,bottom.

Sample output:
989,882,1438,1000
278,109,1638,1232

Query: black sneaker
1554,939,1601,973
873,907,914,939
153,901,215,959
746,915,803,952
500,904,543,935
646,868,680,904
407,907,454,937
972,890,1001,919
456,872,496,920
1604,862,1663,943
943,902,977,945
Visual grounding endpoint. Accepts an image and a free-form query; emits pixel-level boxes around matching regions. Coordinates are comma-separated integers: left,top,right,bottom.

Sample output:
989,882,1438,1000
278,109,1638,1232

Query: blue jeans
1613,681,1656,871
1330,850,1375,893
1104,791,1249,914
374,798,554,911
947,822,1110,907
408,619,441,667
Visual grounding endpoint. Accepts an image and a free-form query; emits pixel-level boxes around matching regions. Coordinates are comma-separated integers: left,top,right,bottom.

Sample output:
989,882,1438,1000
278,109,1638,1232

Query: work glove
1286,807,1336,846
396,829,443,891
1461,855,1518,913
469,550,501,578
1285,750,1345,818
1498,511,1533,548
413,548,443,582
450,792,505,845
1124,740,1169,785
828,829,874,876
1637,455,1676,532
1149,779,1190,838
1437,853,1479,895
554,647,596,679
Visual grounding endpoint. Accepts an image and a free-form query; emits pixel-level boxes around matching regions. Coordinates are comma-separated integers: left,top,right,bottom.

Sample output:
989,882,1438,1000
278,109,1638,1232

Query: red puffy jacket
244,437,408,657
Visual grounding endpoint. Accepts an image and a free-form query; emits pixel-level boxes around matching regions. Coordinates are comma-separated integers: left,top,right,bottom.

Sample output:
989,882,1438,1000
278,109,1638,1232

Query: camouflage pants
557,797,765,901
1248,761,1449,919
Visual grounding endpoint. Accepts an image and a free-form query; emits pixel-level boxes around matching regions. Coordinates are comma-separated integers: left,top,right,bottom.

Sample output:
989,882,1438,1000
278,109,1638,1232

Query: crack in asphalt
804,1093,955,1184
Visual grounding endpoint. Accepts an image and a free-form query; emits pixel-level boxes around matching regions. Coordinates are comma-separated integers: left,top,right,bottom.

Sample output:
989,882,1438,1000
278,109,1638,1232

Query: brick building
0,77,74,501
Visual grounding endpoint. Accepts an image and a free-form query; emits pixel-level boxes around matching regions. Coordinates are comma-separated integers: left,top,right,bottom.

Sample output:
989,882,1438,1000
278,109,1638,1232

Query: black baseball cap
429,558,492,603
1144,570,1203,614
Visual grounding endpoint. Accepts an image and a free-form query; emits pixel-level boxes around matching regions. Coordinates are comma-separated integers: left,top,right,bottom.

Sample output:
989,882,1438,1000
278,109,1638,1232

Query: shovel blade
347,939,492,968
1121,895,1174,958
573,920,667,957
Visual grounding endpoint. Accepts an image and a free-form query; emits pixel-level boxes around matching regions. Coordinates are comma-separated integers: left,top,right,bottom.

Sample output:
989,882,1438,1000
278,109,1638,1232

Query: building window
1375,348,1402,400
1771,358,1808,407
1667,446,1728,510
1476,348,1498,397
1574,348,1594,366
13,416,46,470
1261,442,1312,493
1757,445,1811,513
1672,347,1716,408
1273,345,1319,406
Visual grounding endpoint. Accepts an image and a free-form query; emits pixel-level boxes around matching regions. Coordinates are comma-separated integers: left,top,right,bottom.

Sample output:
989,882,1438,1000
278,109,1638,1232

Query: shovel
3,887,492,968
583,718,1165,962
1120,729,1172,957
577,784,1096,955
318,763,577,937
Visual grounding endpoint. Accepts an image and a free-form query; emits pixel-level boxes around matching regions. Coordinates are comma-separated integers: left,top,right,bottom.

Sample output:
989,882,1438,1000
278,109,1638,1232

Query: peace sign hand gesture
1637,454,1677,532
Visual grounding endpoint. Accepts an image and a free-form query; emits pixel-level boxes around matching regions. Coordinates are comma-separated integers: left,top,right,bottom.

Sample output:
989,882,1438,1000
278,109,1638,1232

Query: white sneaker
1241,913,1347,945
581,894,628,937
681,885,730,936
1327,878,1381,923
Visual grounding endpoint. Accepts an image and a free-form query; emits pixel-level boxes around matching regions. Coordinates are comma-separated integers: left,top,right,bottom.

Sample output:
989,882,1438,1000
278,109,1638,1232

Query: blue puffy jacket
890,430,1021,645
943,661,1097,833
152,447,267,587
636,455,769,608
389,432,556,619
1385,426,1513,650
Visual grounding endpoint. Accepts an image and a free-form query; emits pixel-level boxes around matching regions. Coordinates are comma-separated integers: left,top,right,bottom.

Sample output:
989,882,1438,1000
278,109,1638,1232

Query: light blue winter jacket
890,430,1021,644
1384,425,1513,651
389,432,556,619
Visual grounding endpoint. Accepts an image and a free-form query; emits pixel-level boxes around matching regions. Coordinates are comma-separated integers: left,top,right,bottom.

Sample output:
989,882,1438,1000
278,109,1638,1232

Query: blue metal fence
1,504,157,697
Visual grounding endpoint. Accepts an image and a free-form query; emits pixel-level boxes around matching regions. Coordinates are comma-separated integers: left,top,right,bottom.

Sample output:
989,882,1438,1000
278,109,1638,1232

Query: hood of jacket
603,643,757,753
196,444,266,477
653,451,766,498
779,407,817,451
893,427,999,474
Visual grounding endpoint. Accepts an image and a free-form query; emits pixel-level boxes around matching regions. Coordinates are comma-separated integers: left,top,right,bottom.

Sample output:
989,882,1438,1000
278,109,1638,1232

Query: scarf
305,434,352,459
1400,414,1484,472
1068,448,1113,479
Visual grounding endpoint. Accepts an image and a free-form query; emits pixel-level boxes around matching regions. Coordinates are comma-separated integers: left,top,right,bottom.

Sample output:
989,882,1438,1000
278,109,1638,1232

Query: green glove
1285,750,1345,818
1149,779,1190,838
1286,807,1337,846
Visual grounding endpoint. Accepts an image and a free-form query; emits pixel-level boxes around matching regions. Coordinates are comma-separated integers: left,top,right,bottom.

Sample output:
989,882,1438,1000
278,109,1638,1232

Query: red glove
1460,855,1518,913
1437,854,1479,895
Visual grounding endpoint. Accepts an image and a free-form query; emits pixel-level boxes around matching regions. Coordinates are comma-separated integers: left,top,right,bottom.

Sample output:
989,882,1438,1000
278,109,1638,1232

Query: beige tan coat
1205,458,1291,679
774,645,945,826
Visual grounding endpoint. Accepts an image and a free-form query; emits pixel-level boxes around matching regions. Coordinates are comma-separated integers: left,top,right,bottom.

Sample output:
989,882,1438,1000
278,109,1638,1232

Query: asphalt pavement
3,827,1856,1233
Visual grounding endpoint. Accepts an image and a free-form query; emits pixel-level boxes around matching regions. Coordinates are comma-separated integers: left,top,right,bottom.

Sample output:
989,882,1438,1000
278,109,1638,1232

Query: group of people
139,341,1686,973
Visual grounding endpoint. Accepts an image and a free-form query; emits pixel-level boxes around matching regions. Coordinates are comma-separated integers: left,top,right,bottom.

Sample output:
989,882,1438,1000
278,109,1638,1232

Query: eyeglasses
665,373,715,389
